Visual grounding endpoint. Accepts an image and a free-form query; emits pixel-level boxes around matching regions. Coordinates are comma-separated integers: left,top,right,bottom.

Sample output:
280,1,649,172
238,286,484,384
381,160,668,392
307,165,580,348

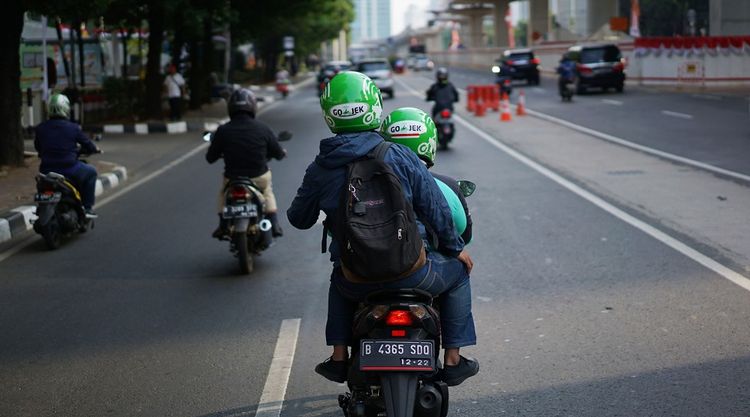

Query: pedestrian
164,64,186,121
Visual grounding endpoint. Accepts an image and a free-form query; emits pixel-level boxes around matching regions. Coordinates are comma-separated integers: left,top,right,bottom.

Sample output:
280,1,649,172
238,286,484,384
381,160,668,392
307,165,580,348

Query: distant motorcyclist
557,53,577,98
426,67,459,118
34,93,100,218
206,88,287,238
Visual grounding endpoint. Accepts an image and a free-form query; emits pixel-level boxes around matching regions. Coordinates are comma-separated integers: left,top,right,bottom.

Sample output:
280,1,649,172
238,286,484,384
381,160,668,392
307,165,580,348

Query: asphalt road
420,66,750,176
1,79,749,416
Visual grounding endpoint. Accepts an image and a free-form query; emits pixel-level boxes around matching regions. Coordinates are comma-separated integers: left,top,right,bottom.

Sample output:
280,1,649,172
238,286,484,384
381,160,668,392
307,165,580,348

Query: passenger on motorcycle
287,71,479,387
206,88,287,238
380,107,472,246
425,67,459,119
557,53,577,96
34,93,100,218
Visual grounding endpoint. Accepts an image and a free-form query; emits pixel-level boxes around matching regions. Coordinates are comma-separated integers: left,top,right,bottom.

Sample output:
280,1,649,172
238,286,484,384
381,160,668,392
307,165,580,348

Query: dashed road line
661,110,694,120
255,318,301,417
602,99,623,106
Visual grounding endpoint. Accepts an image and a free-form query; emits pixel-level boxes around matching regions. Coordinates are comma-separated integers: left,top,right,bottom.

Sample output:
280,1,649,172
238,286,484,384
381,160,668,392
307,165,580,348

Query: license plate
34,192,61,203
222,204,258,219
359,340,435,372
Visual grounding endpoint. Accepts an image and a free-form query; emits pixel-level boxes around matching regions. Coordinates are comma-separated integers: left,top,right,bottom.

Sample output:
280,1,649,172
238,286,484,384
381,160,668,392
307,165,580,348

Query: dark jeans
327,251,476,349
169,97,182,121
67,163,98,209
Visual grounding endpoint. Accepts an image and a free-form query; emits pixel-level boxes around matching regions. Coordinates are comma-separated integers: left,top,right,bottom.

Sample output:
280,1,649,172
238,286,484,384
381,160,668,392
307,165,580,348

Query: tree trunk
0,2,25,167
144,2,165,119
187,38,203,110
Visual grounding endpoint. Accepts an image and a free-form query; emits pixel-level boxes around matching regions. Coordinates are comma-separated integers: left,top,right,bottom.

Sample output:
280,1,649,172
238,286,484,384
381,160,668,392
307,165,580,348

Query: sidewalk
0,74,313,246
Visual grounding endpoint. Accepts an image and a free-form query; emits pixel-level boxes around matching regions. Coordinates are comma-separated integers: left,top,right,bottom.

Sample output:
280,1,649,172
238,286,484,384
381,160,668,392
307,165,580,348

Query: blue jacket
34,118,98,176
557,60,577,81
287,131,464,265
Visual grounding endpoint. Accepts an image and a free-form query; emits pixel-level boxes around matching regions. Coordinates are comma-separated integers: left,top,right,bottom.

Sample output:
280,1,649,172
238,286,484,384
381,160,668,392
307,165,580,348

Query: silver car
354,59,395,98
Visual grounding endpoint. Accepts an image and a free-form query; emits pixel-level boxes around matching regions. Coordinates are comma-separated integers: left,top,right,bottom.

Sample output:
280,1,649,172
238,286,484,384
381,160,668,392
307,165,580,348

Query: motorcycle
433,109,454,151
559,76,575,102
33,150,101,250
276,79,290,98
337,181,476,417
203,131,292,274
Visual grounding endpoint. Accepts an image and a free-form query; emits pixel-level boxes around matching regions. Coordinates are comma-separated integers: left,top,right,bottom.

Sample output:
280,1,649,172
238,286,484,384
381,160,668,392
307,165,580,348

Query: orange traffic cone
475,100,486,117
516,90,527,116
500,92,512,122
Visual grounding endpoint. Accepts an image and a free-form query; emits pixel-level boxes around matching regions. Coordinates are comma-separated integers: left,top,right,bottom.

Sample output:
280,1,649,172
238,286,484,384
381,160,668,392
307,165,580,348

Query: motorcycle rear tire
41,217,62,250
234,233,254,274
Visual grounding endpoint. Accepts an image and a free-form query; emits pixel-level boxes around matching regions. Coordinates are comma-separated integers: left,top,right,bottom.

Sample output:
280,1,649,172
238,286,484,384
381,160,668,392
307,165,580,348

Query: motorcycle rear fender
380,373,419,417
34,204,56,227
230,218,251,234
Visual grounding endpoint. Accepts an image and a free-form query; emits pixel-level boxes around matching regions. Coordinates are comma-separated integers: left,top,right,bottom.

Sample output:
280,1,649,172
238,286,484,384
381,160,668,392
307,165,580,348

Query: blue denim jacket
34,118,98,176
287,131,464,265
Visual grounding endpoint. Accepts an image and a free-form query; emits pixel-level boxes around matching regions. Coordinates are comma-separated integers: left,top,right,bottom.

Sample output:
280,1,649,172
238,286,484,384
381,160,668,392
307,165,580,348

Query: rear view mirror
278,131,293,142
202,131,213,142
457,180,476,197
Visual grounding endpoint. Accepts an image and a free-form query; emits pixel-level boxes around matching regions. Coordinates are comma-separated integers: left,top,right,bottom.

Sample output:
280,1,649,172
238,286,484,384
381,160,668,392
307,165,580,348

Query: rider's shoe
84,208,98,219
315,357,347,383
440,356,479,386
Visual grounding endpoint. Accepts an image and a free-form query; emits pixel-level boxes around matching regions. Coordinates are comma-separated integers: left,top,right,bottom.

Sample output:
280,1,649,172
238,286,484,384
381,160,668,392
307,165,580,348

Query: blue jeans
327,251,476,349
67,163,98,209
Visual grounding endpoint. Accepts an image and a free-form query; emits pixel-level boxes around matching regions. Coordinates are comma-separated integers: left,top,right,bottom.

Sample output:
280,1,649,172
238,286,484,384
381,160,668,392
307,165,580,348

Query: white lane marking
255,318,301,417
602,99,623,106
533,87,546,94
661,110,694,120
432,81,750,183
0,100,285,263
692,94,722,101
453,112,750,293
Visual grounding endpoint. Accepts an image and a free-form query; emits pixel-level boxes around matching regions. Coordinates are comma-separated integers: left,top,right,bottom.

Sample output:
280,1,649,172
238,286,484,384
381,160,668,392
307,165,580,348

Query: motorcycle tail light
391,329,407,337
230,186,250,200
386,310,413,327
440,109,451,118
531,58,541,65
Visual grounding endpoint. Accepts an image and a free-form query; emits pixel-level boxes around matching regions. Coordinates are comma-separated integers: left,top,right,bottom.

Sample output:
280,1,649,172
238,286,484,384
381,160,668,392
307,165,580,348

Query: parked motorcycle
433,109,454,150
337,181,476,417
33,151,101,250
203,131,291,274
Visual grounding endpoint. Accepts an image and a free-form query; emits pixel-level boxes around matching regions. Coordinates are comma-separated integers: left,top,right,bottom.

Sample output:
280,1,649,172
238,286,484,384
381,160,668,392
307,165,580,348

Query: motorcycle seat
364,288,433,305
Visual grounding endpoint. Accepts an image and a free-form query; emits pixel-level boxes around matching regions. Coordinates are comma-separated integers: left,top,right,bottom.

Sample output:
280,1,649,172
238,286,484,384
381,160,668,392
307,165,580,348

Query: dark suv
491,49,540,85
567,44,625,93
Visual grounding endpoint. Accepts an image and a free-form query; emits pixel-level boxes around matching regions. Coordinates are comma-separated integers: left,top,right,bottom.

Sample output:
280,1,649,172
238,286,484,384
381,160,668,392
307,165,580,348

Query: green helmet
320,71,383,133
380,107,437,167
48,93,71,119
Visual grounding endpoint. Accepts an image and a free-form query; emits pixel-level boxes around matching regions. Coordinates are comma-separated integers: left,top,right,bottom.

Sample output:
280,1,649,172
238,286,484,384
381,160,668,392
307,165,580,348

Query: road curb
0,165,128,245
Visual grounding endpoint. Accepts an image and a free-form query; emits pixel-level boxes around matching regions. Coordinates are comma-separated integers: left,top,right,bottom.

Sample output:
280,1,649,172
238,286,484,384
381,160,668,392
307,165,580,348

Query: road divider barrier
467,85,500,117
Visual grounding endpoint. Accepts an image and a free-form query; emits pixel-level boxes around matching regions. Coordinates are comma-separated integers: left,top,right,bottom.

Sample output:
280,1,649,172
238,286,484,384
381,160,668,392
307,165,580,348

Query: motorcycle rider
557,53,577,98
34,93,100,218
287,71,479,386
380,107,472,246
206,88,287,238
425,67,459,119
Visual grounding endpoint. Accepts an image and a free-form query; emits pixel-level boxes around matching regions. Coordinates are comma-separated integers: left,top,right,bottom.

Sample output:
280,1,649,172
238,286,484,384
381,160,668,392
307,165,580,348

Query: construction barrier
467,85,500,116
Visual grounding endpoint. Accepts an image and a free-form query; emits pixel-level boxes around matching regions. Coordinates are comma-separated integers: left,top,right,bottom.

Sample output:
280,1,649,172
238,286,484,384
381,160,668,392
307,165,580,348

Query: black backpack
324,141,424,282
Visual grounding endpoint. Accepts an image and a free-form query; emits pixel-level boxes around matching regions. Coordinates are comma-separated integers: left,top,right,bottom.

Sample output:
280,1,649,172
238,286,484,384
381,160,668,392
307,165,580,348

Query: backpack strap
367,141,391,161
321,219,328,254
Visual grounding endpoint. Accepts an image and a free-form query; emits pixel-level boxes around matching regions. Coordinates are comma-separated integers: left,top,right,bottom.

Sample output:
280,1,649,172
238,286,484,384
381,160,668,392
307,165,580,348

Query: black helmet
436,67,449,82
228,88,257,118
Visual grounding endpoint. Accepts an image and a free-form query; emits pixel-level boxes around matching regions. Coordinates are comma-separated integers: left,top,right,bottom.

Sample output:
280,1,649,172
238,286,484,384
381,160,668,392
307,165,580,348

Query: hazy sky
391,0,430,35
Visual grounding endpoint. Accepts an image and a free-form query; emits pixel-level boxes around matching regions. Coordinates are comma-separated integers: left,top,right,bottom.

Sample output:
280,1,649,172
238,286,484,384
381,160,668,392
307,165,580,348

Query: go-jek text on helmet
380,107,437,167
228,88,258,118
320,71,383,133
48,93,71,119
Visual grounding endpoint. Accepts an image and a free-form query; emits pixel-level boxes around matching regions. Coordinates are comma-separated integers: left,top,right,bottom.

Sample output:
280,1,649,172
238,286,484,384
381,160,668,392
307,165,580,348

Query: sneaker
84,209,98,219
315,357,347,383
212,227,229,240
440,356,479,386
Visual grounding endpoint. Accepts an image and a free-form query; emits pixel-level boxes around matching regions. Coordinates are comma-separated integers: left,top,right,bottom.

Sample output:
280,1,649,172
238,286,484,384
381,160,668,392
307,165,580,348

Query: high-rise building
351,0,392,43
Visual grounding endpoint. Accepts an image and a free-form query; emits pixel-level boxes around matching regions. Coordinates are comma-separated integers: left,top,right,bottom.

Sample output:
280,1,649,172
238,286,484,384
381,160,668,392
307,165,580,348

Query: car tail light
505,59,514,66
504,79,511,86
440,109,451,118
577,64,593,75
386,310,413,327
531,58,541,65
230,186,250,201
612,62,625,72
